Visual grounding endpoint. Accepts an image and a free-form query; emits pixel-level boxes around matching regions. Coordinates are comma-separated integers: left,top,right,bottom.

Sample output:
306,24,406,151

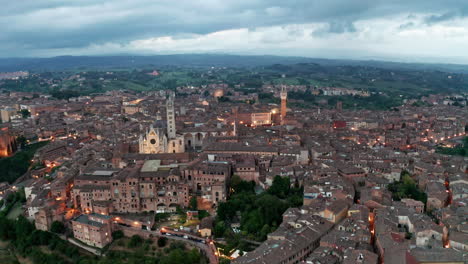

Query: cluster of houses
0,82,466,263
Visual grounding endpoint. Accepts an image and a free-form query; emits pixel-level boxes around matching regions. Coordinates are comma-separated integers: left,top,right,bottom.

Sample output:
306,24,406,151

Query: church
139,93,185,154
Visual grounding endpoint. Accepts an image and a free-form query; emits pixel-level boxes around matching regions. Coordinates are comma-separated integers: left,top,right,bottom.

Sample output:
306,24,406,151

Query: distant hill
0,54,467,73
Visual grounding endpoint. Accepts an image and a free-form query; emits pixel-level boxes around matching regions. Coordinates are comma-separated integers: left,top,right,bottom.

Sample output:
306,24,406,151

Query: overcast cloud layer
2,0,468,63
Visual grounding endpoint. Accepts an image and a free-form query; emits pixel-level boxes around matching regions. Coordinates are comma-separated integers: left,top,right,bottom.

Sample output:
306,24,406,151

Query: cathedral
139,93,185,154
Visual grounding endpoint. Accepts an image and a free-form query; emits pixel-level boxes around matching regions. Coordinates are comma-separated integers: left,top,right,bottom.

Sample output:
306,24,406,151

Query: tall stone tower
166,92,176,139
280,86,287,125
336,101,343,112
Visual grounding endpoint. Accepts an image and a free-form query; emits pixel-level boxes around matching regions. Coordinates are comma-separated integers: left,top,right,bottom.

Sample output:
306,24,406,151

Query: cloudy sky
2,0,468,63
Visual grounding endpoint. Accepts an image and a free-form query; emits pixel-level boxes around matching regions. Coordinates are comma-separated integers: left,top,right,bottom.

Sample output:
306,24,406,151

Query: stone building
72,213,113,248
72,163,190,214
181,157,231,205
34,204,66,231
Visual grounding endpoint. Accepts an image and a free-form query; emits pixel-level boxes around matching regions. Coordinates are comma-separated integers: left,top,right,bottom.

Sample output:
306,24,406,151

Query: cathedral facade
139,93,185,154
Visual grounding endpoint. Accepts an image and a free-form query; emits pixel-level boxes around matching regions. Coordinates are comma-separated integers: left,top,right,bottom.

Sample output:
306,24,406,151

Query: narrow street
159,234,219,264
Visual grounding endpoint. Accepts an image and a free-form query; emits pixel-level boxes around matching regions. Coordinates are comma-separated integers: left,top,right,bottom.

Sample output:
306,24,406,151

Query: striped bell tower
166,92,176,139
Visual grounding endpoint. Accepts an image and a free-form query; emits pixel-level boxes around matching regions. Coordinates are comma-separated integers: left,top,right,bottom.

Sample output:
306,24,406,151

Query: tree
15,215,34,237
157,237,168,247
112,230,124,240
220,258,231,264
160,248,186,264
19,109,30,118
30,230,52,246
128,235,143,248
198,210,210,220
260,224,271,240
230,175,243,191
216,202,236,222
267,175,290,199
0,217,14,240
155,213,170,222
230,175,255,194
214,221,226,238
218,96,231,102
405,232,413,240
16,136,27,149
189,196,198,211
255,194,287,228
50,221,65,234
388,173,427,203
186,248,202,264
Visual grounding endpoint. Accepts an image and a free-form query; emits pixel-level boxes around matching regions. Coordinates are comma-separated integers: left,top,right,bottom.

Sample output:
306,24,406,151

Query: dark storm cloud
1,0,468,57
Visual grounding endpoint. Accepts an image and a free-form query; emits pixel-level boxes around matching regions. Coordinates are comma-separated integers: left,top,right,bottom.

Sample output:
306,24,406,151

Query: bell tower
280,86,287,125
166,92,176,139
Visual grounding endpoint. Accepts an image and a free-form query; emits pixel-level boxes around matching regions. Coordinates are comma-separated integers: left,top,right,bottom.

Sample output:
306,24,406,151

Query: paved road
159,233,219,264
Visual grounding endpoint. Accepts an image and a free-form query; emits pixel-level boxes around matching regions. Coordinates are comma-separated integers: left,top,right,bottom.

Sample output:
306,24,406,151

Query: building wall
73,173,190,214
251,112,272,126
182,163,231,204
450,240,467,251
167,136,185,153
35,209,51,231
72,216,112,248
